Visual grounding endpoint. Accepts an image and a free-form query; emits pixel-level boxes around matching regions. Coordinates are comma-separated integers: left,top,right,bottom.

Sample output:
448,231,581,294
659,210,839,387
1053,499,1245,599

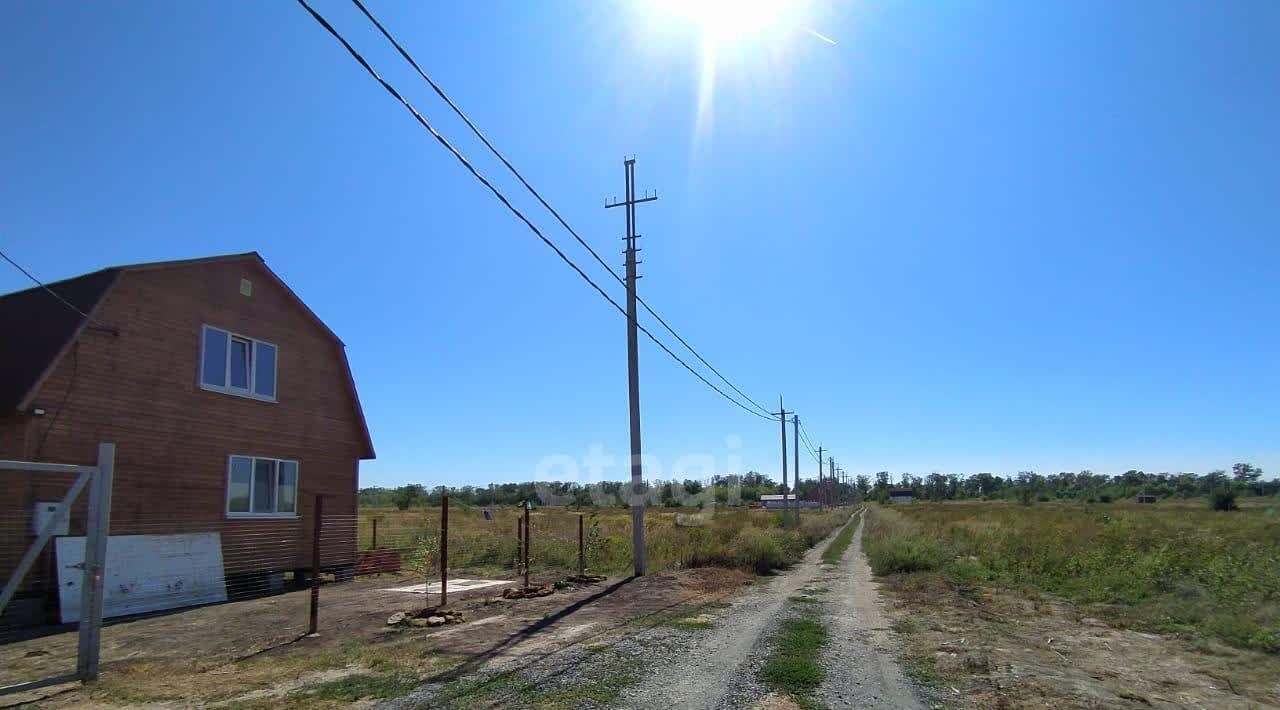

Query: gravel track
386,512,925,710
814,512,924,709
623,510,924,709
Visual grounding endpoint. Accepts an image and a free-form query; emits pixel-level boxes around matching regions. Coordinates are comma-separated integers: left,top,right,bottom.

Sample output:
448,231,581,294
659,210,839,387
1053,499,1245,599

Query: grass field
358,505,851,578
862,498,1280,653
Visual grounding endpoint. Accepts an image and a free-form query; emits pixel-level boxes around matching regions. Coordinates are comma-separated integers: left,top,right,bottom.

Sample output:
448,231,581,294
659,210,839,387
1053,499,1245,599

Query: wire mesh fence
1,489,848,701
0,496,623,694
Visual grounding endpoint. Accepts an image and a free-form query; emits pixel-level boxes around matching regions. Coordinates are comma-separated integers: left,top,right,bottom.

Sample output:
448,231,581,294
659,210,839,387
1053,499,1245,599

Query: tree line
360,463,1276,509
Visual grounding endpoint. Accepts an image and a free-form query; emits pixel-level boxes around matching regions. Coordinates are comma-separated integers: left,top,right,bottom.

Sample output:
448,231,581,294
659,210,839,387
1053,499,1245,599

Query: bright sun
633,0,833,138
648,0,801,46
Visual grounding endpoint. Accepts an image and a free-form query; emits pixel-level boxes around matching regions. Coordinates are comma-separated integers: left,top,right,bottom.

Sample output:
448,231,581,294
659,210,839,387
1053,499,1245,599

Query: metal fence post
440,495,449,608
578,514,585,577
523,503,531,592
308,495,323,636
76,443,114,681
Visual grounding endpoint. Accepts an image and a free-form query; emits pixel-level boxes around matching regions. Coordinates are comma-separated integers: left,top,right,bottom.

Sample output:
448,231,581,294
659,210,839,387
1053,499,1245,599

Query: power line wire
347,0,774,419
796,418,823,463
294,0,774,422
0,248,95,320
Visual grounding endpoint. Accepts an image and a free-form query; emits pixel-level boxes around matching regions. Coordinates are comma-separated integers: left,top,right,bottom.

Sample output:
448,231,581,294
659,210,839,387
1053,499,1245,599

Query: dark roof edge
16,269,124,411
4,251,374,459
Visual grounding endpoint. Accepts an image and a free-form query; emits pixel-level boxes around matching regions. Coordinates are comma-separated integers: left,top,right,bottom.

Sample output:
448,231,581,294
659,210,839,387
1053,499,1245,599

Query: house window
200,325,277,400
227,456,298,517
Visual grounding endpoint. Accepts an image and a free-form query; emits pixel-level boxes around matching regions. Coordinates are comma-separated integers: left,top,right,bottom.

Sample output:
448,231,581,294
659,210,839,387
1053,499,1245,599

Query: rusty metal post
523,503,531,592
371,518,378,550
516,516,524,575
578,514,585,577
309,495,322,636
440,495,449,608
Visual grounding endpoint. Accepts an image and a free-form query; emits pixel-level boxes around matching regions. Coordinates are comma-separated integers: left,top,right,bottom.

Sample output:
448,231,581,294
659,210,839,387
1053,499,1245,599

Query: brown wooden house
0,253,374,624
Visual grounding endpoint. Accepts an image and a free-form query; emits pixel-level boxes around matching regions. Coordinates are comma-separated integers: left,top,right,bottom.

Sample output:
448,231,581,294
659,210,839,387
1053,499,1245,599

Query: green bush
862,508,946,574
1209,488,1238,512
866,537,945,574
732,527,785,573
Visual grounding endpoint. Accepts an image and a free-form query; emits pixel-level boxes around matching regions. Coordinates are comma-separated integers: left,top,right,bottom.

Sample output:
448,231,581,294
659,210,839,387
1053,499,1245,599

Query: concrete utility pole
817,446,824,508
773,396,792,526
792,415,801,523
606,157,657,577
830,458,837,504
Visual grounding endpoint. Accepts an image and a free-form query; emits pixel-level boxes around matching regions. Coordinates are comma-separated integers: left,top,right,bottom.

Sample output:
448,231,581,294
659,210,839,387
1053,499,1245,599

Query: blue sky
3,1,1277,486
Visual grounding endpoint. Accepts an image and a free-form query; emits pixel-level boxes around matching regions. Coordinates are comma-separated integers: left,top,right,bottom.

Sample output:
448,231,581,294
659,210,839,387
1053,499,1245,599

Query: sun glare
649,0,800,47
631,0,833,142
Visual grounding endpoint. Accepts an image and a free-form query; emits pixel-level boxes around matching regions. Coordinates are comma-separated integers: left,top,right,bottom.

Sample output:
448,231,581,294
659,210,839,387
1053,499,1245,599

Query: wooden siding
1,259,367,603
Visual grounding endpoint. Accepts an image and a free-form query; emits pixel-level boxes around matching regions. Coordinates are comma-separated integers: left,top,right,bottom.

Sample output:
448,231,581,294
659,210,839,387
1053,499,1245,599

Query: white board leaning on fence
56,533,228,623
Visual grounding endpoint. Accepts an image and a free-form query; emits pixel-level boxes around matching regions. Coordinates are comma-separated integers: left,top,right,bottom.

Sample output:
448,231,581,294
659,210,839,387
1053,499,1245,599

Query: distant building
759,494,821,510
1135,494,1157,504
888,489,914,504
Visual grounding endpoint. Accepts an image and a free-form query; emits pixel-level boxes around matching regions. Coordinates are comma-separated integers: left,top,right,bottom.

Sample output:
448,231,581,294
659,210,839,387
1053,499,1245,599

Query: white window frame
225,455,300,519
199,324,278,402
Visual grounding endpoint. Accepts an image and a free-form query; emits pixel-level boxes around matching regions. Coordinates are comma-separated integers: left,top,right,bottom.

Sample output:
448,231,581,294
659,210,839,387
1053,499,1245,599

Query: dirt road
622,510,924,709
384,511,924,709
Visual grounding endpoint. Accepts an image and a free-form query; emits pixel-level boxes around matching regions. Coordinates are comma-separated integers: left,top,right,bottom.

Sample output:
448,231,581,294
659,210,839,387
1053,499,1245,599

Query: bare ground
877,571,1280,709
0,568,748,708
621,511,925,709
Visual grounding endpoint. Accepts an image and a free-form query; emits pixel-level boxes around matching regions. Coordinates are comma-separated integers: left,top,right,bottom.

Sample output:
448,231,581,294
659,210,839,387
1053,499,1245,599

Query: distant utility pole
792,415,801,523
817,446,824,509
829,457,836,504
606,156,657,577
773,397,792,526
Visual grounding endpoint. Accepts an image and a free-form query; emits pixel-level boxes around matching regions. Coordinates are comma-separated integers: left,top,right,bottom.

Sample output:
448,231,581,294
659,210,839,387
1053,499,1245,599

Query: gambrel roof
0,252,374,458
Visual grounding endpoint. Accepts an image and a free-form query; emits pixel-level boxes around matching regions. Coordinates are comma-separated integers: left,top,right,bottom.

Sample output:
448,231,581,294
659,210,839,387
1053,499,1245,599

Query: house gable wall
0,259,366,601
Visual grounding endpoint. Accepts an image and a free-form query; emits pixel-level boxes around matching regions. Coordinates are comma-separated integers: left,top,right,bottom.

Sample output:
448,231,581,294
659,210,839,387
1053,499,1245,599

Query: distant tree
571,487,594,509
1232,463,1263,483
660,481,679,507
392,483,427,510
1202,469,1228,492
925,473,949,500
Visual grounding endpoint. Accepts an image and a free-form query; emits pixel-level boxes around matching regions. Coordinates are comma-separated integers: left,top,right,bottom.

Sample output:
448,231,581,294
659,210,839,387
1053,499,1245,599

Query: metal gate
0,442,114,695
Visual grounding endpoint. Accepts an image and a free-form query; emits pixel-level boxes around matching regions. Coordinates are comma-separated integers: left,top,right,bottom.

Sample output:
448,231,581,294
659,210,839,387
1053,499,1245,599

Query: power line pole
829,457,835,505
817,446,824,509
792,415,801,523
606,156,657,577
773,397,792,526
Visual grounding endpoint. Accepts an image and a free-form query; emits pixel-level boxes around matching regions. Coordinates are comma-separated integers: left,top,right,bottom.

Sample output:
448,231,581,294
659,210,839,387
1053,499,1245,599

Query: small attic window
239,278,253,297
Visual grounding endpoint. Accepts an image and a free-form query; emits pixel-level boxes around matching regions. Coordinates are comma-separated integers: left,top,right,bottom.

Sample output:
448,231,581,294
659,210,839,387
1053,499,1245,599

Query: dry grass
863,499,1280,652
359,506,850,578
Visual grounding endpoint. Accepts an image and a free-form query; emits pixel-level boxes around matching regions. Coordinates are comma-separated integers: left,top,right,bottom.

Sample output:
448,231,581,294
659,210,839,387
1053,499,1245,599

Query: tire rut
815,511,926,709
620,520,839,709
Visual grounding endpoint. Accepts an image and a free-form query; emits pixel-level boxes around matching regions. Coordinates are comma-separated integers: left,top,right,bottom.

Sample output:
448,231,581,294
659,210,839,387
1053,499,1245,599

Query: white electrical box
33,501,69,536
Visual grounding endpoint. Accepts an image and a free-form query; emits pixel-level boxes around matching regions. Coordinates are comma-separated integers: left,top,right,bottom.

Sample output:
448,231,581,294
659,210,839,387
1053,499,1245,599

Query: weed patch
760,606,828,705
291,673,418,702
821,514,858,565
